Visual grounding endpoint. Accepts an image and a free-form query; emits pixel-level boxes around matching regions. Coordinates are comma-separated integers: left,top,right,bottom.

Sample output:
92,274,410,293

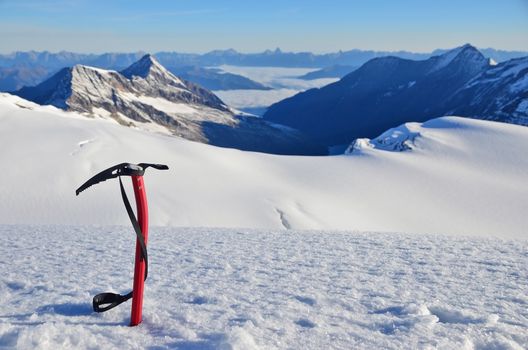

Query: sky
0,0,527,54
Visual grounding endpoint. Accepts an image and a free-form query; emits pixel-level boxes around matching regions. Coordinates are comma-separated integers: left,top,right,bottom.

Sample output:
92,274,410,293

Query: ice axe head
76,163,169,196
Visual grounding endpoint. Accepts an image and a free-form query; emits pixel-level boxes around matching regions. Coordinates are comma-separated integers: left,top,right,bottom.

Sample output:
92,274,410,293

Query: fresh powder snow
0,92,527,349
1,93,527,238
1,226,526,349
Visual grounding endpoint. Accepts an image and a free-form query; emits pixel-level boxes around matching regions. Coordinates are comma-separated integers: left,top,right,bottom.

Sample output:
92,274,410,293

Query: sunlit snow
1,92,527,349
1,226,526,349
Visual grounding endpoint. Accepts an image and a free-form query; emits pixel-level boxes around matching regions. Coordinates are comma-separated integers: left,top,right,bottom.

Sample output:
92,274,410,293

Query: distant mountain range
13,55,325,155
0,65,51,91
263,44,528,146
1,47,526,70
6,45,527,153
1,47,525,92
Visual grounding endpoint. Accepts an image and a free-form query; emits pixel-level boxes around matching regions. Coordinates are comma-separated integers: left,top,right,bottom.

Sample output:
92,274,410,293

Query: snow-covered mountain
263,44,528,146
13,55,325,155
447,56,528,125
1,93,527,238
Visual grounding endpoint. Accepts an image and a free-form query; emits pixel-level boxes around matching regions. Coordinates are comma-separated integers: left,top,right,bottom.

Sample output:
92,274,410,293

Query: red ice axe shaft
76,163,168,326
130,175,148,326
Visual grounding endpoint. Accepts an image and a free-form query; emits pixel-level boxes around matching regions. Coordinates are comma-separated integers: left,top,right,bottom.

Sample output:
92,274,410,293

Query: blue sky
0,0,527,53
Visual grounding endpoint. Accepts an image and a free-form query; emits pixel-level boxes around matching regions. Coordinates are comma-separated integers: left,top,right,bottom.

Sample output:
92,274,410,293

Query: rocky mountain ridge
14,55,325,155
263,45,528,146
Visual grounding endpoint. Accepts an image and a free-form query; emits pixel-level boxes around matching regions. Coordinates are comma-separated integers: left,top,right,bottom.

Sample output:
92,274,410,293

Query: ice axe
76,162,168,326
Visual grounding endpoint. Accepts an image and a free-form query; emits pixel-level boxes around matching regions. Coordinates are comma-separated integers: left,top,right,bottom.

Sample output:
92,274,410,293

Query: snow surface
214,88,301,110
132,96,198,115
74,65,118,75
119,93,234,125
510,74,528,94
1,93,528,238
497,59,528,78
516,99,528,114
1,92,527,349
123,54,186,87
1,225,526,350
213,66,338,115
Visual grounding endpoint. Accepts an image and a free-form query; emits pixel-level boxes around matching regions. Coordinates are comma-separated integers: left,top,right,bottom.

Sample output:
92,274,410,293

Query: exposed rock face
446,56,528,126
264,45,527,146
14,55,326,155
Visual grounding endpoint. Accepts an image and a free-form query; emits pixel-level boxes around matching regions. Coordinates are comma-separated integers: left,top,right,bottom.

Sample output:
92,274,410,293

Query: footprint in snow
294,295,316,306
187,296,213,305
371,305,405,316
296,318,316,328
428,306,497,325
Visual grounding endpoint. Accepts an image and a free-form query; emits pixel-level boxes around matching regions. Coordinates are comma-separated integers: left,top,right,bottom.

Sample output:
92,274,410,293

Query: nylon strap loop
92,176,148,313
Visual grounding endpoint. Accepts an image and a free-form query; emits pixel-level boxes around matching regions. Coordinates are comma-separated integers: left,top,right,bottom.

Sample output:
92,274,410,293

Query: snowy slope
12,56,323,155
1,93,528,238
1,93,527,349
1,226,526,349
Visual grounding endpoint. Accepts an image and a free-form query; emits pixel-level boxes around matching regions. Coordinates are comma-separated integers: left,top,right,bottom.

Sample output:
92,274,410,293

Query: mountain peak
429,44,486,72
139,53,157,63
457,43,483,56
121,54,167,79
459,43,476,51
263,48,283,55
451,44,487,67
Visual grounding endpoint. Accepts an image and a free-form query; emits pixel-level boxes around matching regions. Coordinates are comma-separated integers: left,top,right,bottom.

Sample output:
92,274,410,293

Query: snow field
1,94,528,238
1,93,527,348
1,226,526,349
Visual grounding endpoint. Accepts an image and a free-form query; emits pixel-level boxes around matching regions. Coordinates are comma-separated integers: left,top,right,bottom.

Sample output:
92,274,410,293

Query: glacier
0,92,527,349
